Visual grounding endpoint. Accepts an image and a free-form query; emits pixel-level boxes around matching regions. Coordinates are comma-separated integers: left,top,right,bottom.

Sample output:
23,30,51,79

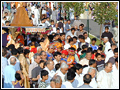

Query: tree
62,2,85,18
92,2,118,43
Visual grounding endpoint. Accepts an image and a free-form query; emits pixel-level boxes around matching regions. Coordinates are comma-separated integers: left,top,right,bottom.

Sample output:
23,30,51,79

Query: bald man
97,62,113,88
4,57,16,88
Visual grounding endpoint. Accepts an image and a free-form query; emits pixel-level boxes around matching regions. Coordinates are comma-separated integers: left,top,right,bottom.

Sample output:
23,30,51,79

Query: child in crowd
61,50,68,62
60,33,65,45
38,70,49,88
90,38,98,50
67,47,76,68
101,55,105,61
14,73,24,88
54,42,62,52
95,53,105,72
97,47,106,57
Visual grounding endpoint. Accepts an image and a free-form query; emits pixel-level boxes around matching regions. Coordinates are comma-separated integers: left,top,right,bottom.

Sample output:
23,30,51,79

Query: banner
26,28,45,32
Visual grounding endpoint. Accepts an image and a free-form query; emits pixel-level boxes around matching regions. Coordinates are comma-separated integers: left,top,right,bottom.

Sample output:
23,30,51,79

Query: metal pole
60,2,61,18
87,5,89,37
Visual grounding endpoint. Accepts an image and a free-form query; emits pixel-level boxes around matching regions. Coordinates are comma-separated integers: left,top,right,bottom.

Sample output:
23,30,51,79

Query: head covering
61,50,68,55
54,42,62,48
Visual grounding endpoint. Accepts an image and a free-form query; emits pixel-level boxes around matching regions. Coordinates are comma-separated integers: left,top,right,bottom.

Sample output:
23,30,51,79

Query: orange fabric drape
11,5,33,26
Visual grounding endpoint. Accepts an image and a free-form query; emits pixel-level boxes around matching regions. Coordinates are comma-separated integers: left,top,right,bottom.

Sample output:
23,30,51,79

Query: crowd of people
2,2,118,89
2,2,68,27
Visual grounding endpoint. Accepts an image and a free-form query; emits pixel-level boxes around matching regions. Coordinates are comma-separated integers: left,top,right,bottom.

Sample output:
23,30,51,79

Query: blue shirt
4,64,16,88
90,44,98,51
8,56,20,71
2,57,8,76
61,58,67,62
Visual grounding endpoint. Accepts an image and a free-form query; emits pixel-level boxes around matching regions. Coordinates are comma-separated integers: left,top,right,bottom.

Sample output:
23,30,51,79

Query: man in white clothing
87,67,97,88
45,17,51,26
72,64,84,88
111,58,118,88
31,13,38,26
34,6,40,24
61,71,76,88
82,59,97,75
97,62,113,88
105,44,117,63
64,38,74,50
65,28,77,39
103,37,111,56
56,62,68,82
31,4,35,14
83,32,91,44
44,60,55,85
79,50,92,66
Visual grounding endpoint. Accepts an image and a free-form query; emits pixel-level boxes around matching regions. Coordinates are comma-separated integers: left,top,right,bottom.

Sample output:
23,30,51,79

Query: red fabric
62,40,65,45
91,54,95,59
30,48,37,53
101,53,106,58
77,53,80,61
17,27,25,34
61,50,68,55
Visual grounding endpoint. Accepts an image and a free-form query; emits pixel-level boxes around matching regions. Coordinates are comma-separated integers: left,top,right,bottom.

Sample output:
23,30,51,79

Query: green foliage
62,2,85,16
92,2,118,25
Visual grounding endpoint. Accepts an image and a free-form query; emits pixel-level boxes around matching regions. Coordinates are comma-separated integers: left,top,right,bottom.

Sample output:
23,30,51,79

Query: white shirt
50,27,62,34
105,49,114,63
56,68,60,74
61,81,74,88
45,20,51,26
64,43,71,50
72,73,84,88
104,41,111,55
79,58,89,66
6,16,10,21
56,69,66,82
65,31,77,39
34,8,40,20
31,57,34,64
111,64,119,88
97,70,112,88
53,59,60,68
79,42,90,49
46,85,52,88
44,67,55,85
85,37,91,44
42,9,46,14
31,17,38,26
89,77,97,88
82,66,90,75
2,19,6,25
31,6,35,13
